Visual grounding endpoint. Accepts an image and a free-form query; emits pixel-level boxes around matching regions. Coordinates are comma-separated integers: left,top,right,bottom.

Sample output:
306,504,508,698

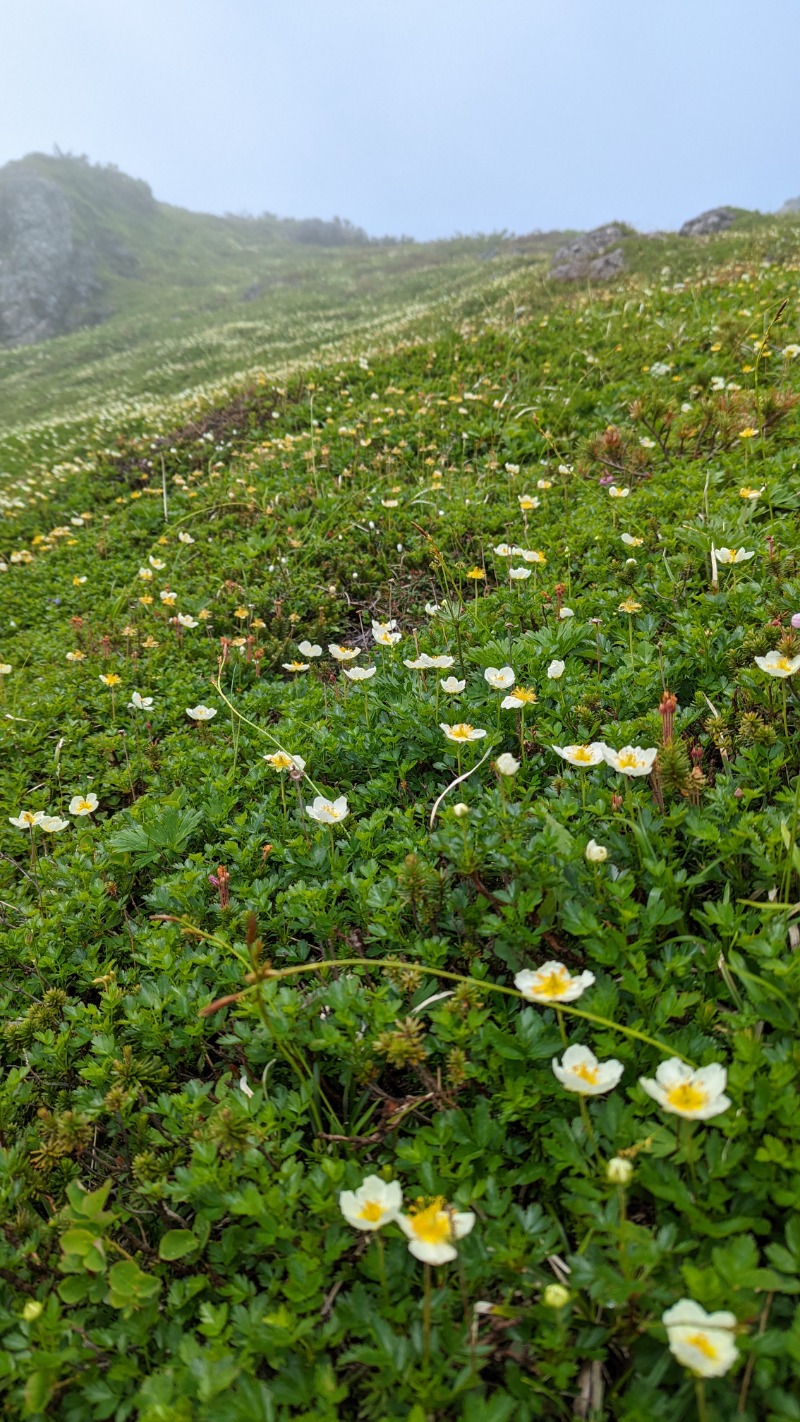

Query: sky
3,0,800,241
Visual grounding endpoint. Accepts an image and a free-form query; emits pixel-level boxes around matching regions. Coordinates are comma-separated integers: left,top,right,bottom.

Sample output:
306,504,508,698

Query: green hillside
3,196,800,1419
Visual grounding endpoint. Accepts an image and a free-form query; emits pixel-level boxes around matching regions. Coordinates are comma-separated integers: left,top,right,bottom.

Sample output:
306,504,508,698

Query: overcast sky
4,0,800,240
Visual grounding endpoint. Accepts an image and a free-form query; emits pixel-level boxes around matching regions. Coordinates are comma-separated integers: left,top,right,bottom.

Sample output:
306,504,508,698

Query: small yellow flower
618,597,642,614
738,426,758,439
466,567,486,580
99,674,122,687
234,606,249,619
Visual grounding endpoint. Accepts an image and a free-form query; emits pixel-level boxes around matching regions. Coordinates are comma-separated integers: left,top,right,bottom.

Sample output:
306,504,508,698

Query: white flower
297,641,322,658
306,795,349,824
552,1044,623,1095
398,1198,476,1264
607,1157,633,1184
518,494,540,511
509,566,532,580
484,666,515,690
339,1175,402,1231
282,661,310,672
662,1299,738,1378
344,665,376,681
608,486,630,499
621,533,643,547
178,531,195,544
0,664,11,675
404,654,435,669
514,961,596,1004
372,627,402,646
424,654,454,669
639,436,656,449
783,344,800,359
264,752,306,773
493,543,514,557
649,361,672,376
328,645,360,661
604,746,658,777
553,743,607,768
372,619,398,633
755,651,800,678
558,607,574,619
186,705,217,722
517,548,546,564
440,723,487,742
639,1058,730,1120
39,815,70,833
495,752,520,776
585,839,608,863
128,692,153,711
137,567,153,580
714,547,754,565
547,660,565,680
9,810,44,830
149,556,166,569
440,676,466,693
425,602,441,615
176,614,198,628
69,793,99,816
452,802,470,817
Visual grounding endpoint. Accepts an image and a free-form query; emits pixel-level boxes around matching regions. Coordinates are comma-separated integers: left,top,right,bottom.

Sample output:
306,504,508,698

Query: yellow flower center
571,746,594,763
617,752,641,769
76,800,92,812
408,1199,452,1245
776,658,792,672
686,1332,718,1360
450,724,474,740
269,755,292,770
572,1062,599,1085
516,688,537,704
535,969,570,998
357,1200,384,1224
666,1082,707,1113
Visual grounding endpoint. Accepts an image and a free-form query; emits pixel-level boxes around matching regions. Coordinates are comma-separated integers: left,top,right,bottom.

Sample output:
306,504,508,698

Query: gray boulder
679,207,735,238
0,173,99,346
549,223,628,282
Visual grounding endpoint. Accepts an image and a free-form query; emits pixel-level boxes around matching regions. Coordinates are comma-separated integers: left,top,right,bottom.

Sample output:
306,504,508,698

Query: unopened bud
606,1156,634,1185
542,1283,571,1309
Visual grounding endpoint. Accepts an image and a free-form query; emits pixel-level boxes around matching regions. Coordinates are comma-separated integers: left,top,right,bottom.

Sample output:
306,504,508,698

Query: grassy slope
2,211,800,1418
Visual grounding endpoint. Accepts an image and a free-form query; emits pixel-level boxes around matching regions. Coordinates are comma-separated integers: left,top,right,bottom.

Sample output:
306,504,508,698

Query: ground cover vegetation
2,210,800,1420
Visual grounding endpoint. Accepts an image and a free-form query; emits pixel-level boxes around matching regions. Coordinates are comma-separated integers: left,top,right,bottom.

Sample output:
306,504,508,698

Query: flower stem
695,1377,708,1422
423,1263,432,1369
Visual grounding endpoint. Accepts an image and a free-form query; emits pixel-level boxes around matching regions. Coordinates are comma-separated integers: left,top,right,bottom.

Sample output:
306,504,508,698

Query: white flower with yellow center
608,485,630,499
9,810,44,830
329,645,360,661
493,543,514,557
755,651,800,678
604,745,658,776
738,486,764,500
176,614,198,629
639,1058,730,1120
40,816,70,833
714,546,754,565
128,692,153,711
398,1197,475,1264
553,743,607,768
282,661,310,672
518,548,547,564
306,795,349,824
502,687,537,709
440,723,487,743
159,590,177,606
264,752,306,773
518,494,540,511
621,533,644,547
537,479,552,490
484,666,515,690
552,1044,623,1095
514,961,596,1003
186,705,217,722
425,654,454,669
0,663,11,675
662,1299,739,1378
558,607,574,619
69,793,99,816
66,651,86,662
373,627,402,646
547,660,565,679
339,1175,402,1232
137,567,154,581
297,641,322,658
440,676,466,694
344,665,376,681
178,531,195,544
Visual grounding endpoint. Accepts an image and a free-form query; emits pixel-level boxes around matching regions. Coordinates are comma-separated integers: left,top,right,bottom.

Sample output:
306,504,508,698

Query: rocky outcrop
779,197,800,215
679,207,735,238
549,224,628,282
0,173,99,347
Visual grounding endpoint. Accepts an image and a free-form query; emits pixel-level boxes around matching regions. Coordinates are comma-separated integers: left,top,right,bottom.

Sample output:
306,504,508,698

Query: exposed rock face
779,197,800,214
550,224,628,282
679,207,735,238
0,174,99,346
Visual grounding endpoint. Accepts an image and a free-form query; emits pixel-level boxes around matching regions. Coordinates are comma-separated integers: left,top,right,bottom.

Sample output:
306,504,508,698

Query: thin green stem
695,1376,708,1422
423,1263,432,1369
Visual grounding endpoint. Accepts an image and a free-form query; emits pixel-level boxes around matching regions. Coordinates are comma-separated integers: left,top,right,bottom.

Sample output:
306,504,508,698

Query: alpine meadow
4,159,800,1422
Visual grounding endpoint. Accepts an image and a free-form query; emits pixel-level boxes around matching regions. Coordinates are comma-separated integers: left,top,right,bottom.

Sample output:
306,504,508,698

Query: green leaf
159,1229,199,1261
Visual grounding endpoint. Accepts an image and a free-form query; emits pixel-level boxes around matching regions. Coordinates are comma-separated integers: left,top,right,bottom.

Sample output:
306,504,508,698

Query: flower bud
606,1156,634,1185
585,839,608,863
22,1300,43,1322
452,802,470,818
542,1283,571,1309
495,753,520,777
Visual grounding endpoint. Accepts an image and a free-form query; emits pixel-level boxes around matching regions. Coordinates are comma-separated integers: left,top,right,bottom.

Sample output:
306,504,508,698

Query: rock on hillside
549,224,628,282
679,207,735,237
0,171,100,347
